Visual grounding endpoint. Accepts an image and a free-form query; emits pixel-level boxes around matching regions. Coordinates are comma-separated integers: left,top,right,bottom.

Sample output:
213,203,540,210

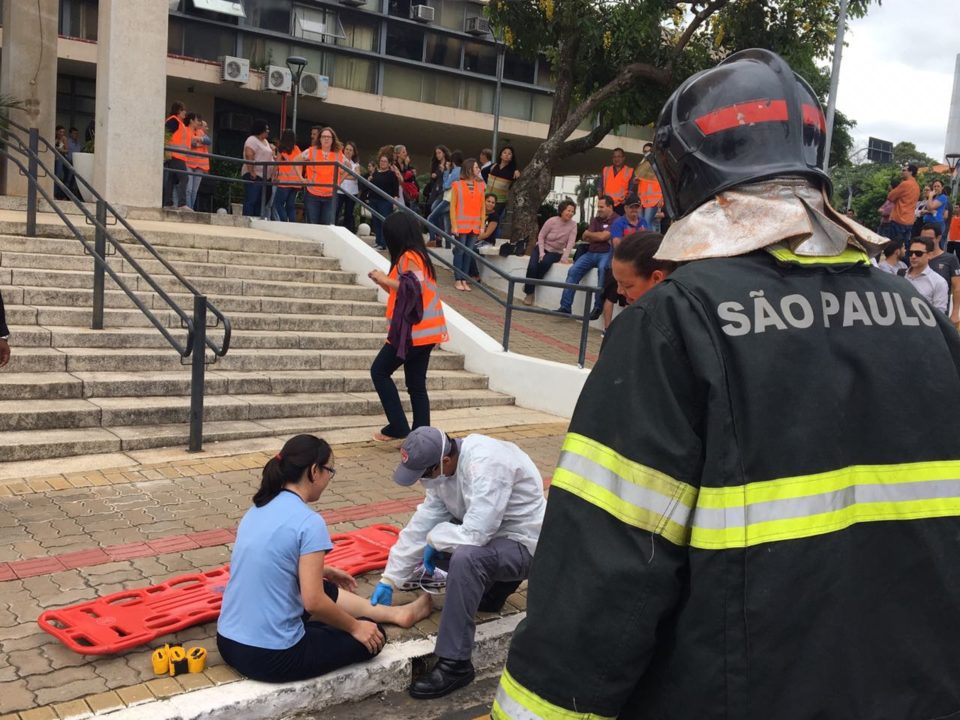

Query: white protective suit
381,434,546,587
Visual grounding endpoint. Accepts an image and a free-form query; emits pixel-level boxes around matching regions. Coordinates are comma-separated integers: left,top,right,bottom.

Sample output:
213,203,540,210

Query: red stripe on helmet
695,99,827,135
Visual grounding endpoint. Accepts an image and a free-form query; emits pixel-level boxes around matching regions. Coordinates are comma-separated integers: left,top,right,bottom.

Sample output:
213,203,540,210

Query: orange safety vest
451,179,486,235
166,115,191,162
950,213,960,242
386,251,449,347
602,165,634,206
184,128,210,171
304,147,343,197
275,146,302,188
638,177,663,208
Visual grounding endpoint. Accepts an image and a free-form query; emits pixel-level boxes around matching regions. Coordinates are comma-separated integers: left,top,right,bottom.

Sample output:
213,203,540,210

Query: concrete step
0,372,83,400
0,427,123,462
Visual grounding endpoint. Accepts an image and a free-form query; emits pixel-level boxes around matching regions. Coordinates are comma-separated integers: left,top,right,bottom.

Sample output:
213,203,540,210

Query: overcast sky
835,0,960,162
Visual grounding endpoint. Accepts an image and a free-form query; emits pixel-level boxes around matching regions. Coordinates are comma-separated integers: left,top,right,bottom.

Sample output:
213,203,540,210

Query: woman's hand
368,269,388,286
323,566,358,592
351,620,385,655
513,170,521,180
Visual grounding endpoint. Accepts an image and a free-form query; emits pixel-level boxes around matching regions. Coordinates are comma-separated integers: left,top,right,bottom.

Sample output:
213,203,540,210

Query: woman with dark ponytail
217,434,432,683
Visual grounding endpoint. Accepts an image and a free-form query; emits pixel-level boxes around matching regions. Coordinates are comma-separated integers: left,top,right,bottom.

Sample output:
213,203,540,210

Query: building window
339,13,378,52
382,64,422,102
387,0,413,18
179,22,238,60
421,73,460,109
245,36,291,69
424,32,461,69
331,56,376,94
500,87,532,121
536,54,555,89
463,41,496,75
56,75,97,140
504,52,535,84
532,93,553,124
59,0,98,41
461,79,494,114
386,22,424,61
293,5,345,44
434,0,465,31
246,0,291,33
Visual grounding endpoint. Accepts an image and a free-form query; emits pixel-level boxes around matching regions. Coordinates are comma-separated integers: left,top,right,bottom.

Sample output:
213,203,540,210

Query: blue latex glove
423,545,440,575
370,582,393,606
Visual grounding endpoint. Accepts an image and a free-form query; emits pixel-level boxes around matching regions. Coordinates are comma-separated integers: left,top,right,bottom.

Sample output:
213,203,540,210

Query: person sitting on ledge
217,434,432,683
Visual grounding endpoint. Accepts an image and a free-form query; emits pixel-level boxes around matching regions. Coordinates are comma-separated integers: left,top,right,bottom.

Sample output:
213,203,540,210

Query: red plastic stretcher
38,524,401,655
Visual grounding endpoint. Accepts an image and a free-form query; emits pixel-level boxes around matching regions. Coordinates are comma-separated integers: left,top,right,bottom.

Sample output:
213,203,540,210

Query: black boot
408,657,475,699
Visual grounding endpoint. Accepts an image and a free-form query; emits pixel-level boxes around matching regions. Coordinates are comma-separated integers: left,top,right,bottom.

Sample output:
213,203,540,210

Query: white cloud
834,0,960,162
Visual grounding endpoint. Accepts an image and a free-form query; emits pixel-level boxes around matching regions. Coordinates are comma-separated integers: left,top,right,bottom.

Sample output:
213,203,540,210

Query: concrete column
93,0,169,207
0,0,58,197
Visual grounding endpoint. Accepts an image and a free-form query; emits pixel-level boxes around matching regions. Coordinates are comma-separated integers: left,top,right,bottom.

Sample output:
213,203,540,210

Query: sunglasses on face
909,250,926,257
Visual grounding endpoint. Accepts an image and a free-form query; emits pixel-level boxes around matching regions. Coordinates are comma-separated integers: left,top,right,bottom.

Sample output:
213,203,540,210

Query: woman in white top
337,141,361,233
242,119,274,217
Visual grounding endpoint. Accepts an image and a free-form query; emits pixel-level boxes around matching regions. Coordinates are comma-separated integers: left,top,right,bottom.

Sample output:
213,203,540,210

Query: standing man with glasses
903,235,949,314
368,426,545,700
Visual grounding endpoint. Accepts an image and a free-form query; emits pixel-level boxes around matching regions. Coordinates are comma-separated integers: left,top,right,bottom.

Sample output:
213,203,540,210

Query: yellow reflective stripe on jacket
766,245,869,266
492,668,615,720
551,433,697,546
691,460,960,549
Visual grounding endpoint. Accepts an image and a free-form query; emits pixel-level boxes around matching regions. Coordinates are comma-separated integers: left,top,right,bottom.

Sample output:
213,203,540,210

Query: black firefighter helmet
651,48,833,220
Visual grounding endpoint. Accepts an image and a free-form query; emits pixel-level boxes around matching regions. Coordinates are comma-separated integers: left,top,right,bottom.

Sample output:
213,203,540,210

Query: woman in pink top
522,199,578,305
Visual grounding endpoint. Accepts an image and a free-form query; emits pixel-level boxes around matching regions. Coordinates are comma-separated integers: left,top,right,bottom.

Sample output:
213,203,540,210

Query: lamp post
491,29,505,159
823,0,850,170
286,55,307,142
947,153,960,199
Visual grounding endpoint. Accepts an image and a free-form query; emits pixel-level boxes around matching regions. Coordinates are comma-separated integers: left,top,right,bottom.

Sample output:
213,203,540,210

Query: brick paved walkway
0,408,567,719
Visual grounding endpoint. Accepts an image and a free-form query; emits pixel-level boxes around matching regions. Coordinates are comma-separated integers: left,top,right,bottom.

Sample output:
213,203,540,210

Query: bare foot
394,593,434,628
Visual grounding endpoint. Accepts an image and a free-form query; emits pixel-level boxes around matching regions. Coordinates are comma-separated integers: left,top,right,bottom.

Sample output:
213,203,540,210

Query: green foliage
538,201,558,227
892,142,937,168
210,157,243,210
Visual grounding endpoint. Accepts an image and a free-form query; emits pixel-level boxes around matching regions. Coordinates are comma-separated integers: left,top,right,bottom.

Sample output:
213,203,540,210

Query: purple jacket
387,271,423,360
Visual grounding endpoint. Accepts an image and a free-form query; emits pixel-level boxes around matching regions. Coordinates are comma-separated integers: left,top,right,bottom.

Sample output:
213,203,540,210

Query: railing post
92,200,107,330
503,280,515,352
26,128,40,237
259,166,267,219
577,290,593,368
188,294,207,453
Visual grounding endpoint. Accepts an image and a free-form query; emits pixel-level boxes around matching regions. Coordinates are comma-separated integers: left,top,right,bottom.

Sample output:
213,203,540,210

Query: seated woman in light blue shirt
217,434,432,683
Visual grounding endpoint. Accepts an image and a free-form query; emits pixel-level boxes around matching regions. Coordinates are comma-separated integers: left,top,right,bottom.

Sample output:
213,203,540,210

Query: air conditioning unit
220,112,253,131
339,0,366,6
263,65,292,93
464,16,490,35
410,4,434,22
299,72,329,99
221,56,250,83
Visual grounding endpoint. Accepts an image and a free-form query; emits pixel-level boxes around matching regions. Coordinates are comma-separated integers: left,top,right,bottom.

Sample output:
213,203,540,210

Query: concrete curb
101,614,522,720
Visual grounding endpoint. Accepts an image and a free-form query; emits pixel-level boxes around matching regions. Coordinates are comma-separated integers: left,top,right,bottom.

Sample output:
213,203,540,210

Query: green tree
892,141,937,168
487,0,878,244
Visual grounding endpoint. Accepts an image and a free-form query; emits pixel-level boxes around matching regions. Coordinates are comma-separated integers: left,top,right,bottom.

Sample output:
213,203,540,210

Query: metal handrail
4,121,233,451
168,146,601,366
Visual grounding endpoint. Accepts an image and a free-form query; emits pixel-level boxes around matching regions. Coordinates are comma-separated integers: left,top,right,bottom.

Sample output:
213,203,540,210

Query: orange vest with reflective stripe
386,251,449,347
638,177,663,208
275,146,302,188
184,128,210,171
166,115,191,162
452,179,486,235
950,214,960,242
304,147,343,197
602,165,634,205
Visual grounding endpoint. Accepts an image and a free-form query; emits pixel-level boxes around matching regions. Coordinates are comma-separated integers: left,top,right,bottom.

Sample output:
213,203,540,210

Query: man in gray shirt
903,236,949,314
872,241,907,275
921,223,960,327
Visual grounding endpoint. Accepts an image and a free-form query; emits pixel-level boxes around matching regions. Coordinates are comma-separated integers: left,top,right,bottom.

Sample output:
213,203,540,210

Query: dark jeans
242,173,266,217
890,221,914,247
370,197,394,248
217,581,383,683
524,250,561,295
162,159,187,207
273,186,298,222
304,193,336,224
559,249,611,313
370,342,435,439
337,194,357,233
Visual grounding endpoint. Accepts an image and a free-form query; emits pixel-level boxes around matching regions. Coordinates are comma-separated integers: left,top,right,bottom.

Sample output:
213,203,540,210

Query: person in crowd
216,434,432,684
428,150,462,248
632,142,664,231
423,144,451,219
272,129,302,223
0,289,9,368
309,126,321,147
163,102,191,209
921,180,950,242
598,147,634,216
486,146,520,217
598,230,677,334
298,126,343,225
367,213,448,441
53,126,68,200
394,144,419,210
370,426,546,699
449,158,486,292
539,195,614,312
67,126,83,159
336,141,361,232
182,112,209,211
477,193,500,249
871,240,907,275
518,199,578,308
479,148,494,183
921,223,960,327
902,235,949,313
948,200,960,258
366,147,401,251
241,119,273,217
885,163,921,249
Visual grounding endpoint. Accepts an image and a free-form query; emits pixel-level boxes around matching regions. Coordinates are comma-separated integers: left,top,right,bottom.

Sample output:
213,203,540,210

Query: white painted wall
251,220,591,418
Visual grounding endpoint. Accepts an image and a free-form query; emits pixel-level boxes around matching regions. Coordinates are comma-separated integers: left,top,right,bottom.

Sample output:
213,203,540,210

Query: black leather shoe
589,306,603,321
409,657,475,699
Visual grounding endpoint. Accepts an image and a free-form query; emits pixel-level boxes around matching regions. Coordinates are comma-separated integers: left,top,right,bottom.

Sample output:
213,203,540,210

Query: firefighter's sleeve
381,491,454,587
494,296,705,719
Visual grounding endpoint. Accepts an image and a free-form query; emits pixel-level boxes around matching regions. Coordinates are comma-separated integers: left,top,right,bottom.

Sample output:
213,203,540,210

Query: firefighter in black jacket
0,289,9,368
494,49,960,720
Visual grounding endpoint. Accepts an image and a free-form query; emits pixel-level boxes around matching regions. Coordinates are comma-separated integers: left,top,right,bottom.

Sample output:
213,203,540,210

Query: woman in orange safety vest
183,116,211,211
448,157,486,292
367,213,449,442
297,126,343,224
273,129,302,222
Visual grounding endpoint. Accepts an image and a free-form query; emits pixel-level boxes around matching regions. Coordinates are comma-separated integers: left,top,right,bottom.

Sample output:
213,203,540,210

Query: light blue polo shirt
218,490,333,650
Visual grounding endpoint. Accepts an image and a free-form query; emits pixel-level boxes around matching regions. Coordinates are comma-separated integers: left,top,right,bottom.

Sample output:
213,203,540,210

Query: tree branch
559,119,617,159
673,0,731,59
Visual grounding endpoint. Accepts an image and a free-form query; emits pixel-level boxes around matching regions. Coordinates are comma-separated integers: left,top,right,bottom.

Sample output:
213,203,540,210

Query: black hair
484,192,497,202
881,241,902,258
169,101,185,115
910,235,935,253
480,148,493,161
497,145,517,173
598,194,615,208
254,434,332,507
431,145,451,174
921,222,943,239
613,147,626,155
613,231,677,278
184,112,198,125
450,150,464,167
278,129,297,155
906,164,918,177
343,140,359,159
69,126,79,133
461,157,479,180
384,212,437,281
249,119,269,137
557,198,576,214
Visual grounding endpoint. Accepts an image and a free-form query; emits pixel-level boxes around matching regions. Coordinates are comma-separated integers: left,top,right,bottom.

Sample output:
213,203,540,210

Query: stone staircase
0,216,512,462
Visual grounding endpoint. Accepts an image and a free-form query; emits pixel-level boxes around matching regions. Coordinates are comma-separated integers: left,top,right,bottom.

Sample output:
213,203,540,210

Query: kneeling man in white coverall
370,426,546,699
